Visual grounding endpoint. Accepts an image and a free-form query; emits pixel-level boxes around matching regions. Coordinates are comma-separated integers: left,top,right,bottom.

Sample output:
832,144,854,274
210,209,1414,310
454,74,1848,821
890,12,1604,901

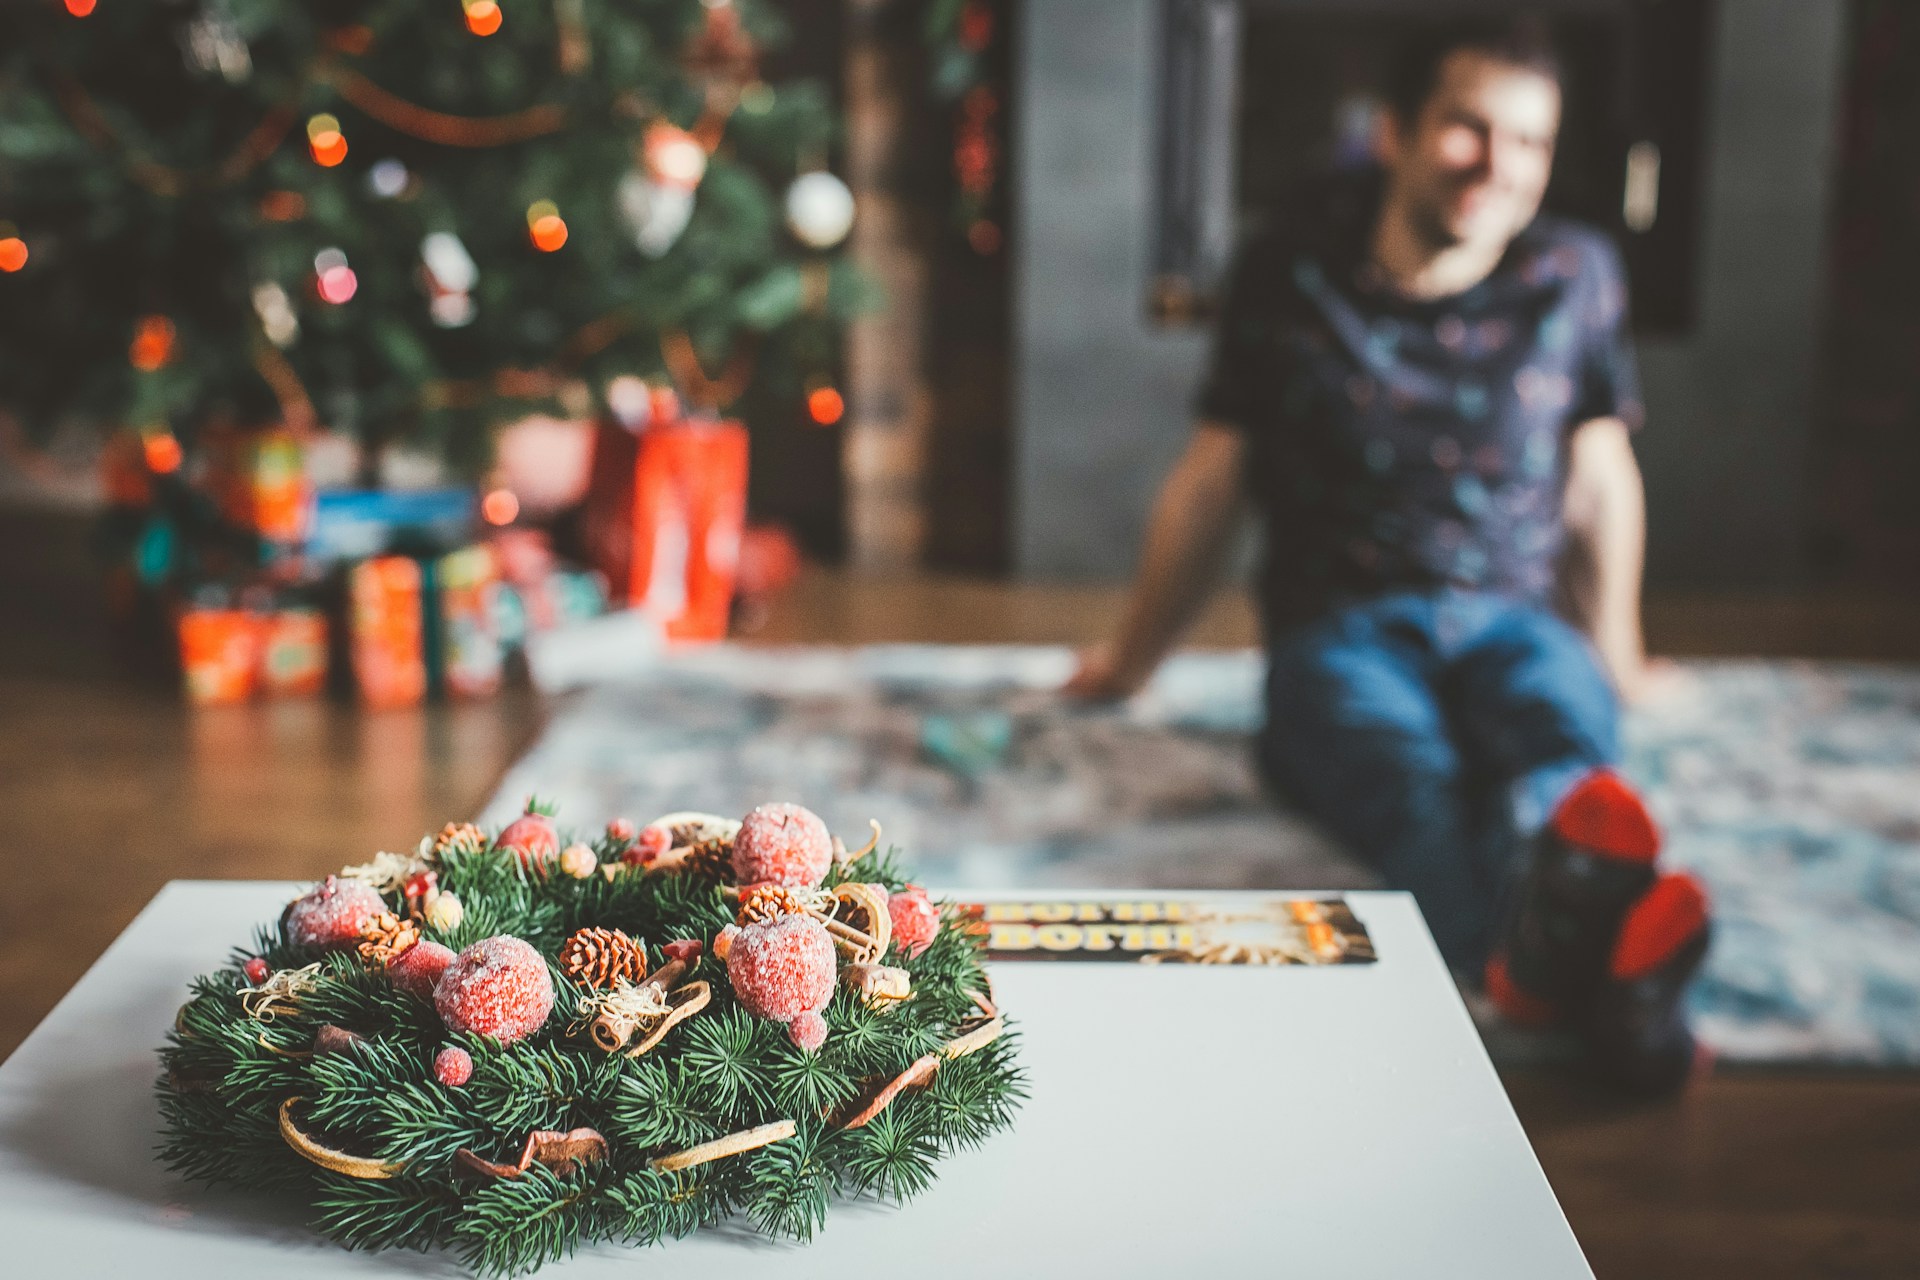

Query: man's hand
1061,645,1154,701
1058,424,1248,704
1614,654,1686,707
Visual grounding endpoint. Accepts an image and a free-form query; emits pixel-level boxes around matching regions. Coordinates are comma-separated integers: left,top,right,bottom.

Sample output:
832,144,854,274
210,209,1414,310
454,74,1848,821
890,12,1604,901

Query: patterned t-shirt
1197,174,1643,635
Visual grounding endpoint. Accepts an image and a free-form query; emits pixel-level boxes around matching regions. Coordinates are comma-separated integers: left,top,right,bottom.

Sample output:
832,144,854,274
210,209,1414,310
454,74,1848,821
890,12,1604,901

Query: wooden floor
3,510,1917,1279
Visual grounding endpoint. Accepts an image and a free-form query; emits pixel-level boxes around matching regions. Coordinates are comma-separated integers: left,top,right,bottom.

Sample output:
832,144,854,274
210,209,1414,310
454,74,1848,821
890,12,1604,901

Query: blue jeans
1258,590,1621,972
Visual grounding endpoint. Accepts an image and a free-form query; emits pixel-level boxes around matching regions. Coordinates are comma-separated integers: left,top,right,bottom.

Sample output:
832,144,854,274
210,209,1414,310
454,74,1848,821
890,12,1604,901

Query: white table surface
0,882,1592,1279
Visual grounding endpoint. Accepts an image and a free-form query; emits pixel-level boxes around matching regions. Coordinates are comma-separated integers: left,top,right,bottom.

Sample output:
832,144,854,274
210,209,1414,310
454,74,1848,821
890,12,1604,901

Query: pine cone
737,884,813,926
357,911,422,970
680,836,733,881
558,927,648,989
432,822,489,859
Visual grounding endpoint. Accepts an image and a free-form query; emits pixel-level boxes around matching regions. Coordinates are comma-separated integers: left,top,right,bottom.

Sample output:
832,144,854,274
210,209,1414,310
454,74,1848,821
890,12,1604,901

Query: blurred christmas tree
0,0,867,473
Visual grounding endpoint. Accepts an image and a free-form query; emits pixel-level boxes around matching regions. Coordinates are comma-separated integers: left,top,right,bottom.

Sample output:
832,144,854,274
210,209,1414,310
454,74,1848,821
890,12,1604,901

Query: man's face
1378,51,1561,253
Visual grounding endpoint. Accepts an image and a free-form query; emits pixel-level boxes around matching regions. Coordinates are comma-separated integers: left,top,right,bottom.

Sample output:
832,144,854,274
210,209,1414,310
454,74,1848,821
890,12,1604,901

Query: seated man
1069,19,1710,1094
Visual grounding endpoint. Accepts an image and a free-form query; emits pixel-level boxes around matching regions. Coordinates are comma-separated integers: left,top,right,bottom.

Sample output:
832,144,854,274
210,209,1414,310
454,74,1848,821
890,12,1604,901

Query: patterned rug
486,647,1920,1066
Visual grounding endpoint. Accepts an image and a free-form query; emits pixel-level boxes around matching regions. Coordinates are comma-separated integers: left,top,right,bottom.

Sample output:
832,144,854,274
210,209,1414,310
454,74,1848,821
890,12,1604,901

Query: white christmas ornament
784,171,855,250
618,171,696,258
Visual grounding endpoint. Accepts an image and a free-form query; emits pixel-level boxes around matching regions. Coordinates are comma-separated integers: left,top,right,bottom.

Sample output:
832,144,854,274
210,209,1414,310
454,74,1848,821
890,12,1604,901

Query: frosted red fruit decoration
434,935,555,1043
889,885,941,958
285,876,388,950
242,955,270,985
725,912,836,1052
434,1045,473,1088
388,938,458,1001
494,798,560,868
605,817,637,844
731,802,832,887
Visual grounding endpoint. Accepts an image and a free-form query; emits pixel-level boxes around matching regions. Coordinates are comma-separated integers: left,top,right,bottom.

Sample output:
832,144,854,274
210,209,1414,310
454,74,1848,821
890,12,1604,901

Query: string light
463,1,503,36
481,488,520,526
307,113,348,167
806,386,844,426
129,316,176,372
143,431,183,475
0,235,26,274
65,0,97,17
526,199,568,252
314,248,357,304
258,190,306,222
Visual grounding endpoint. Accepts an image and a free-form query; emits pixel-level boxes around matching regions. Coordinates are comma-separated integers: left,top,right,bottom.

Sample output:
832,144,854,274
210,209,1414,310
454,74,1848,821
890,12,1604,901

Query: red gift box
583,416,748,644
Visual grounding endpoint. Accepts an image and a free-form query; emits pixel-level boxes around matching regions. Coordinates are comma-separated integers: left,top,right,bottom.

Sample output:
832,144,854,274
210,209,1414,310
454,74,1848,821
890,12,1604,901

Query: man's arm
1064,423,1248,699
1561,416,1656,701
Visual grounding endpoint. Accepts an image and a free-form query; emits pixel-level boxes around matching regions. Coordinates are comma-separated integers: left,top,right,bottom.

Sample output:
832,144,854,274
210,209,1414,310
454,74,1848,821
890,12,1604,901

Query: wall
1011,0,1851,587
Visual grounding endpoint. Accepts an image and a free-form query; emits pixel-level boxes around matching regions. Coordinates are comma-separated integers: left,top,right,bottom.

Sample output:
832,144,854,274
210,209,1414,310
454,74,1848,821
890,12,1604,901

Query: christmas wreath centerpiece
157,800,1021,1277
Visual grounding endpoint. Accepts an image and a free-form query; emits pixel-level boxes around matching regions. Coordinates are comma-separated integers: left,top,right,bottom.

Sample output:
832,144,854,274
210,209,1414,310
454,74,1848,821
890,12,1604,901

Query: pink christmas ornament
284,876,387,950
434,935,556,1043
731,802,832,887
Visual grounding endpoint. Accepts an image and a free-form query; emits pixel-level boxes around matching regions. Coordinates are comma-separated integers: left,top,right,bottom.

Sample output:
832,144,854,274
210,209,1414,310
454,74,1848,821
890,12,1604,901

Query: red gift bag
583,417,748,644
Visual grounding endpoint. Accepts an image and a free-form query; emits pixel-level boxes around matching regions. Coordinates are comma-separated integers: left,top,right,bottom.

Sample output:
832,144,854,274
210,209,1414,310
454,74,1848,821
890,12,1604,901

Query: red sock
1610,873,1710,982
1551,769,1660,863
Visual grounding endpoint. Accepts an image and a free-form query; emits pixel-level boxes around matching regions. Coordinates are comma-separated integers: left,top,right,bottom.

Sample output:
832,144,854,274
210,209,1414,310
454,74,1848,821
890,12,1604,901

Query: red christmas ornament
435,936,555,1042
243,955,271,985
495,799,560,868
888,885,940,958
731,802,832,887
725,912,836,1052
388,938,458,1001
434,1045,474,1087
284,877,387,950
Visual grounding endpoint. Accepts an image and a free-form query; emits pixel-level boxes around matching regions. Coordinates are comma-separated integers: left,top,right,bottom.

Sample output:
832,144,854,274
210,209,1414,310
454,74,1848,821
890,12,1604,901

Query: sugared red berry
889,885,940,958
625,823,671,866
787,1009,828,1054
726,912,835,1026
388,938,458,1001
434,1045,473,1088
243,955,270,985
732,802,832,887
285,877,388,950
435,936,555,1043
403,869,438,903
495,801,559,868
605,817,637,844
